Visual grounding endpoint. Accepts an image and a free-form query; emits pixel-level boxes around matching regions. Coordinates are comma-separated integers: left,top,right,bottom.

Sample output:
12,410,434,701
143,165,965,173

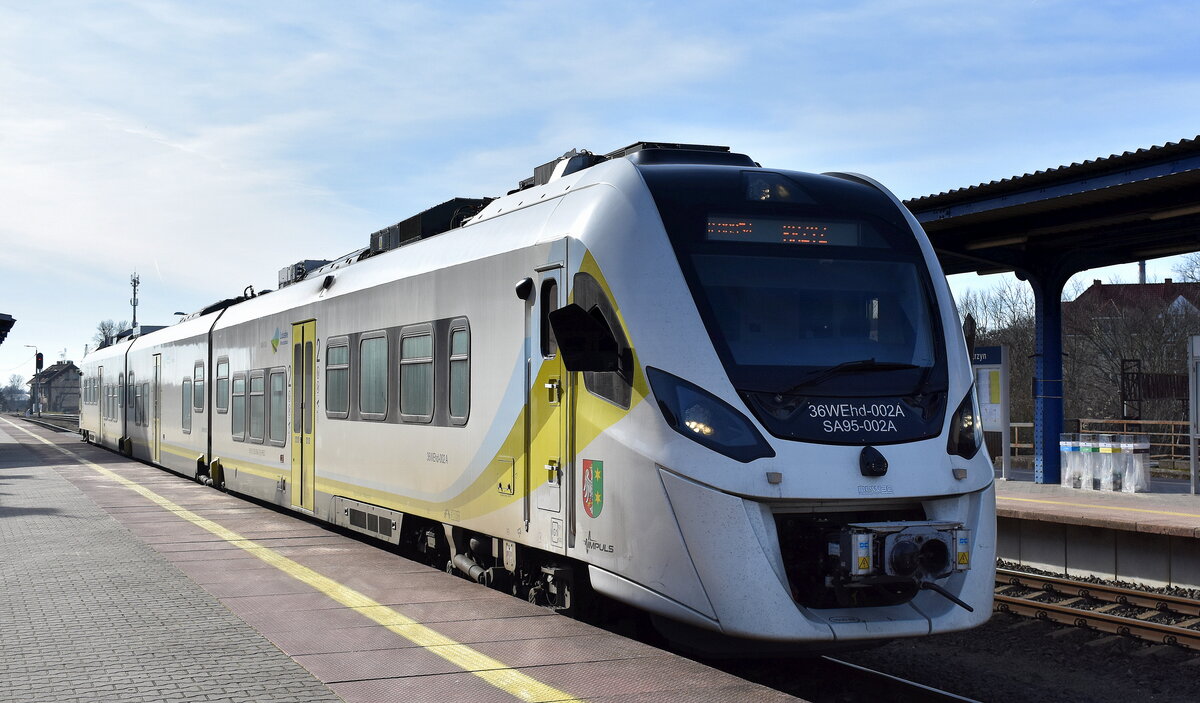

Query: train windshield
642,167,947,400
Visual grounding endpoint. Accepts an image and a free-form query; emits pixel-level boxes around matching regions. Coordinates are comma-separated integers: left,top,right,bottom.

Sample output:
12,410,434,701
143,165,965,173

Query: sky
1,0,1198,382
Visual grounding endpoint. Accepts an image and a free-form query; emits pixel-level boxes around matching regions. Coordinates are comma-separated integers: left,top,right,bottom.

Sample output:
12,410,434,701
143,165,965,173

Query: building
29,361,81,413
1065,279,1200,318
1062,279,1200,419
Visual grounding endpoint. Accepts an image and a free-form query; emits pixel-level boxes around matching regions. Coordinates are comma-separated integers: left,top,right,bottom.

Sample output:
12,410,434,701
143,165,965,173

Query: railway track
9,412,78,433
995,567,1200,649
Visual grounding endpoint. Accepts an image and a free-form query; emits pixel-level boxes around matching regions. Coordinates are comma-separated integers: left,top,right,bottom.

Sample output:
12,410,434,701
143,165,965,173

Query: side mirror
962,313,977,358
547,304,620,372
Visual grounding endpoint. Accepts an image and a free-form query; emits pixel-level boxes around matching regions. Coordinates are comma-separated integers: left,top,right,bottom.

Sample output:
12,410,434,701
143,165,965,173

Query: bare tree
1173,252,1200,283
92,319,129,348
956,276,1200,426
957,279,1037,422
1064,294,1199,420
0,374,25,411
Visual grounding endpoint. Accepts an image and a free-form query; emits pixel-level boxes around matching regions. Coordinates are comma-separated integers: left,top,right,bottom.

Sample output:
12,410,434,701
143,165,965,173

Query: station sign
971,344,1010,478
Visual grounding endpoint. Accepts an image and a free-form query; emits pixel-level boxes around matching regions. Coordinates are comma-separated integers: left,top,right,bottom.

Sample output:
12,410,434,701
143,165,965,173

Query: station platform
0,417,799,703
994,469,1200,589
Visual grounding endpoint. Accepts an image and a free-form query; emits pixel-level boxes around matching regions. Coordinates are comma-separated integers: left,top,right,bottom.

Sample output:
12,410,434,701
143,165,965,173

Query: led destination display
706,215,866,246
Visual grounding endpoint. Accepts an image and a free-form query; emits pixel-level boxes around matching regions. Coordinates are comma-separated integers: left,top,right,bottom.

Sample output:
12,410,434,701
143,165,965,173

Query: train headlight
647,367,775,463
946,385,984,459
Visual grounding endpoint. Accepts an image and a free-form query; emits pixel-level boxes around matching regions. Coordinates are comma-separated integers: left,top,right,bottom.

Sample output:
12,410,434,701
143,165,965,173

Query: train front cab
549,156,996,649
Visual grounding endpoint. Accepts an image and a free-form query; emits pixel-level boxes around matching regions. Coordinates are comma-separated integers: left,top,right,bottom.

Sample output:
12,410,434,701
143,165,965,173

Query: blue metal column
1030,273,1067,484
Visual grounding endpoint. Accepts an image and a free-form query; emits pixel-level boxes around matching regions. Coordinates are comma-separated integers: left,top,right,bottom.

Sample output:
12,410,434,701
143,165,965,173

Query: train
79,141,996,653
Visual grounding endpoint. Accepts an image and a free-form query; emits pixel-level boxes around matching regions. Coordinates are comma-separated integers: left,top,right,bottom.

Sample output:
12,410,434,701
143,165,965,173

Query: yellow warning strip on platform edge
2,419,584,703
998,495,1200,519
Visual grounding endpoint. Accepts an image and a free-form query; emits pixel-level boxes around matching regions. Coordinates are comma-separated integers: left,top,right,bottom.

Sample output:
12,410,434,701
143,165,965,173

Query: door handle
544,379,561,404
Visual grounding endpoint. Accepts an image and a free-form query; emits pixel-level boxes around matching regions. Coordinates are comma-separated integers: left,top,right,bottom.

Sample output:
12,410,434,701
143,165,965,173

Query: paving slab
0,421,343,703
0,418,804,702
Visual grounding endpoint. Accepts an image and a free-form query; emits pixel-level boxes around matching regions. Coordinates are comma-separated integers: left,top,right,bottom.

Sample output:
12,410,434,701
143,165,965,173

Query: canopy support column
1028,269,1070,485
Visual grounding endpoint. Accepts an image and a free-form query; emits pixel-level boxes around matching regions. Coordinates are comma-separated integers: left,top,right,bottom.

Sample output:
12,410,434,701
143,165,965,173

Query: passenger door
152,354,161,463
290,320,316,511
97,366,105,444
526,256,569,554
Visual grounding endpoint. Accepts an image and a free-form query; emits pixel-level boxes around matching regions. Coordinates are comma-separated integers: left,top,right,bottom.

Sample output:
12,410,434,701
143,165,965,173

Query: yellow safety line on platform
998,495,1200,519
2,419,584,703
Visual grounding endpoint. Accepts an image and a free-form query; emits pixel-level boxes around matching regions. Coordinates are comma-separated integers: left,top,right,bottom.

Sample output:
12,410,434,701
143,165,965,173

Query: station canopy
904,136,1200,278
0,313,14,347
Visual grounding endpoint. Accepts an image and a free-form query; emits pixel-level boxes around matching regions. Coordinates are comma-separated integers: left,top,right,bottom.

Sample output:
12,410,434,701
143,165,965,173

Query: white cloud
1,0,1198,373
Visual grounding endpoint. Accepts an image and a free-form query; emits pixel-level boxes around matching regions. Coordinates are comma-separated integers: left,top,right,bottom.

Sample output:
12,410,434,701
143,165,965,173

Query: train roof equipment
203,141,762,322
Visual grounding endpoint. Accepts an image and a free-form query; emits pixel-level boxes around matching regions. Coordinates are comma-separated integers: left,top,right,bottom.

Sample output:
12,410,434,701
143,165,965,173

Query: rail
8,413,78,434
995,567,1200,649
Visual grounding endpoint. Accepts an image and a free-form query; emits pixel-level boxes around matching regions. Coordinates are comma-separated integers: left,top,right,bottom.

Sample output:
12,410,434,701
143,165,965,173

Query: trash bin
1122,434,1151,493
1078,434,1097,490
1098,434,1117,491
1059,433,1080,489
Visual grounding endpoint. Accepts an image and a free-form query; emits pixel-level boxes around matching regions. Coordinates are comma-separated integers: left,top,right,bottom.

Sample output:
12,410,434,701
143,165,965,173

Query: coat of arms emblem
582,459,603,518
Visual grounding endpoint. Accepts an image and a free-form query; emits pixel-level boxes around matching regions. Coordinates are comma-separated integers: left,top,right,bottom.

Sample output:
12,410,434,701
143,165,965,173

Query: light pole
24,344,40,416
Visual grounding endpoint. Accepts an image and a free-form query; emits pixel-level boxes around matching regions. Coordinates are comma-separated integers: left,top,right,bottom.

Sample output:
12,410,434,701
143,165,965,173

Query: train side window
540,279,559,358
215,359,229,414
127,374,135,411
325,338,350,419
140,382,148,426
448,321,469,424
119,373,125,411
268,369,286,446
249,371,265,442
231,373,246,441
400,324,433,423
182,378,192,433
359,333,388,420
193,362,205,413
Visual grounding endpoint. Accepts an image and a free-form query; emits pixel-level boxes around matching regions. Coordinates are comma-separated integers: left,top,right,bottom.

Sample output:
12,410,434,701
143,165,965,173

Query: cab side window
572,272,633,409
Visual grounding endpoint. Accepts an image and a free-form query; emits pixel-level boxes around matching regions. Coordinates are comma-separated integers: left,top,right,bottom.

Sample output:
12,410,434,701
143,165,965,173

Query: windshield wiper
777,358,919,395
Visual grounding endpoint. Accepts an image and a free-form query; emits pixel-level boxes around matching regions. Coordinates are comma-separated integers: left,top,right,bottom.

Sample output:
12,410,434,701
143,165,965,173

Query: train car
79,335,135,451
79,142,995,652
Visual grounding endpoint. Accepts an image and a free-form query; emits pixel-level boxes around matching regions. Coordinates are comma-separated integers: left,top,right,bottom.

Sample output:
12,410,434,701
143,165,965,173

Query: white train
80,142,995,652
